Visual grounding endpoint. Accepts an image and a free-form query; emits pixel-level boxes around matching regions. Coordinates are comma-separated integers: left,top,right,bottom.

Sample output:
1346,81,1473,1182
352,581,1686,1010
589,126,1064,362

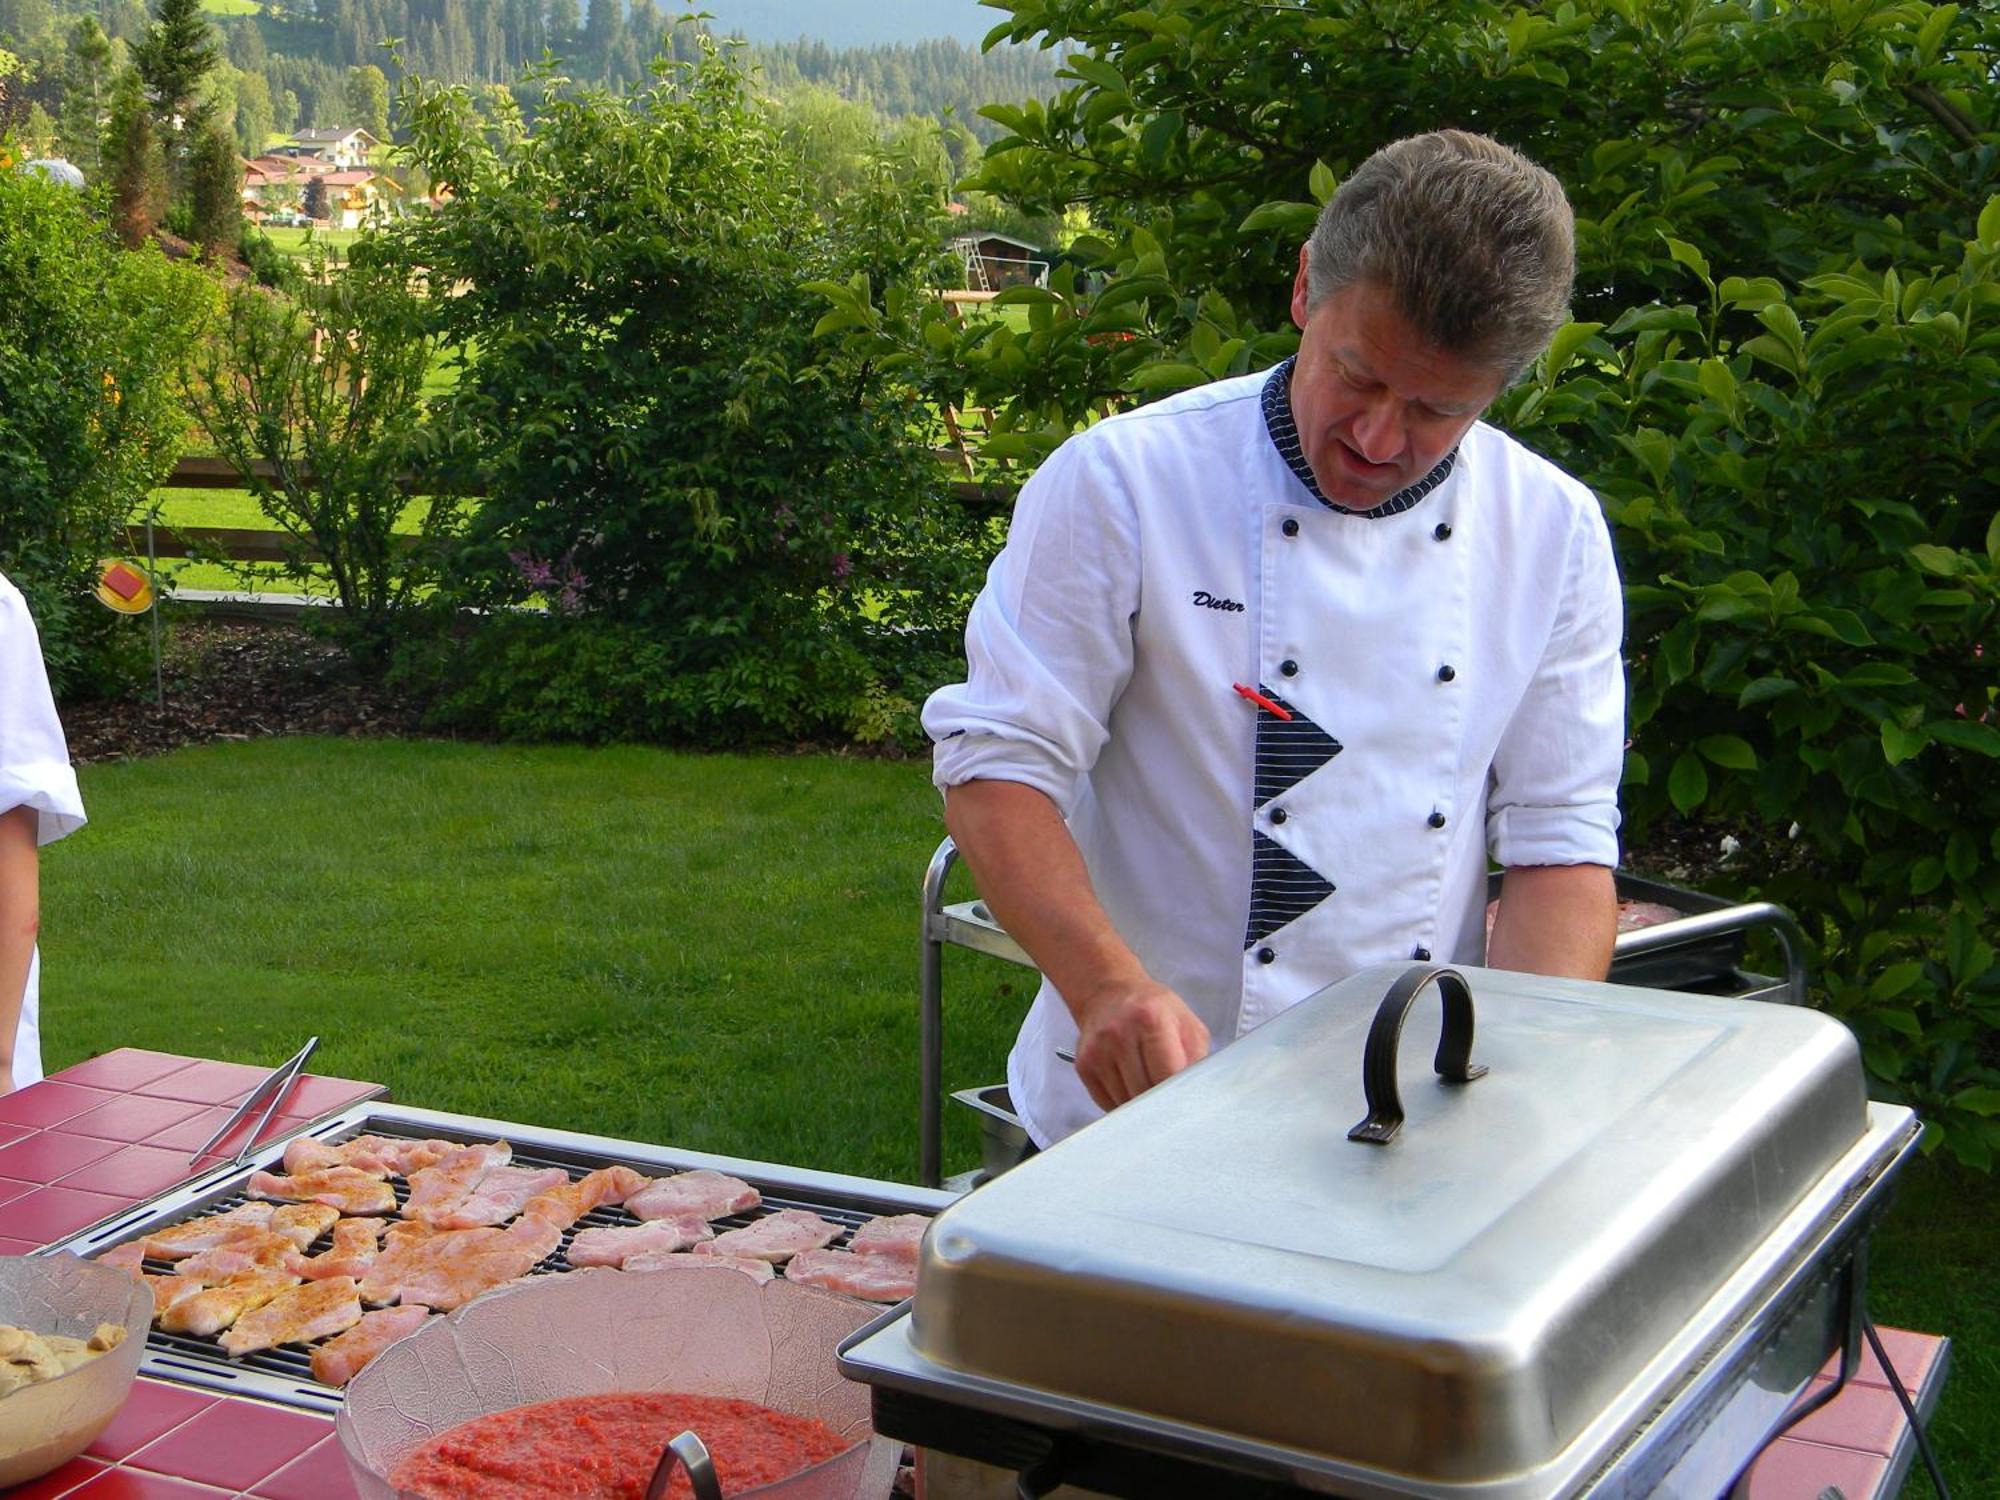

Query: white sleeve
0,576,87,847
1485,496,1625,869
921,434,1142,819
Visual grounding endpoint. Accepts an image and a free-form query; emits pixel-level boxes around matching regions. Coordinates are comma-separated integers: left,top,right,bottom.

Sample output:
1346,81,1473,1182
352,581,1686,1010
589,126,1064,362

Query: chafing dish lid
905,963,1871,1482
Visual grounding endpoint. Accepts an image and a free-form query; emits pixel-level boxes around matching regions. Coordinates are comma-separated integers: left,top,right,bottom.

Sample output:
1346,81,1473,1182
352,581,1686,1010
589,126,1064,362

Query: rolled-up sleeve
0,579,87,847
1486,497,1625,869
923,436,1142,818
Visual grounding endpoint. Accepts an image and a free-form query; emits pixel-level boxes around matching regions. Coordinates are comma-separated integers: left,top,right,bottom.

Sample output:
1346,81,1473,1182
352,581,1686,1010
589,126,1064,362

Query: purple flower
831,552,853,580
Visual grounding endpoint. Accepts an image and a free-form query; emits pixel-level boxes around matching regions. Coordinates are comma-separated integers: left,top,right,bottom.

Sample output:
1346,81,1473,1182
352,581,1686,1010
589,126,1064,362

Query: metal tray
869,963,1909,1489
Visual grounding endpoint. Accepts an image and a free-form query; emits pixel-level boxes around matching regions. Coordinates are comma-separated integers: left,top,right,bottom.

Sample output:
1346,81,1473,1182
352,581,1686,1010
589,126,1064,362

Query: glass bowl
337,1263,896,1499
0,1254,153,1487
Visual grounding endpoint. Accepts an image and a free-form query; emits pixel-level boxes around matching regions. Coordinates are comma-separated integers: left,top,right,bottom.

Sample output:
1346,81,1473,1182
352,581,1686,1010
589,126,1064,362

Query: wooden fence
129,456,1017,564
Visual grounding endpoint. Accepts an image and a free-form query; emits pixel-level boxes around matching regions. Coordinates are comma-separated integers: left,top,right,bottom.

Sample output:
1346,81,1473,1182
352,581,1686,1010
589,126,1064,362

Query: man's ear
1290,245,1312,332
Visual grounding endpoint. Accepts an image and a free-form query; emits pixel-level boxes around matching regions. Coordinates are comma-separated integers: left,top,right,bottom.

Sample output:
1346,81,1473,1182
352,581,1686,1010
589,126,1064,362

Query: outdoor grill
844,962,1924,1499
46,1101,953,1417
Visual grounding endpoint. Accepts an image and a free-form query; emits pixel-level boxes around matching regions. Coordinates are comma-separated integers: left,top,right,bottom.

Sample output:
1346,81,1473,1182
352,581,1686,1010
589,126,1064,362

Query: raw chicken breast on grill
693,1209,843,1264
625,1250,774,1282
846,1214,928,1264
144,1204,277,1259
400,1142,514,1223
784,1248,916,1303
270,1203,341,1248
626,1169,760,1223
519,1165,650,1227
567,1216,713,1268
419,1165,570,1230
361,1215,561,1310
159,1271,301,1337
311,1305,432,1387
295,1218,387,1280
219,1276,365,1356
283,1134,463,1178
247,1166,396,1216
99,1242,148,1274
176,1230,301,1283
144,1274,206,1318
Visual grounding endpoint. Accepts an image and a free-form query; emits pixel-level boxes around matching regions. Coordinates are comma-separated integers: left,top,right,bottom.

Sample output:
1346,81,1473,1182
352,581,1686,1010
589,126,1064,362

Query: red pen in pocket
1232,682,1292,721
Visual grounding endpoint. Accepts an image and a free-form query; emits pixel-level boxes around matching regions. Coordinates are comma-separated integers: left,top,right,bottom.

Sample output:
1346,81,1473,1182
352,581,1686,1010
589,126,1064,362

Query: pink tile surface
140,1061,271,1107
127,1400,330,1492
0,1082,119,1130
0,1121,31,1149
248,1437,361,1500
143,1110,301,1161
2,1457,110,1499
49,1051,198,1094
86,1379,220,1461
1784,1374,1915,1455
0,1234,41,1253
272,1075,382,1120
65,1471,234,1498
0,1131,124,1186
2,1184,135,1242
1743,1435,1892,1498
60,1095,209,1145
58,1145,202,1203
0,1172,34,1208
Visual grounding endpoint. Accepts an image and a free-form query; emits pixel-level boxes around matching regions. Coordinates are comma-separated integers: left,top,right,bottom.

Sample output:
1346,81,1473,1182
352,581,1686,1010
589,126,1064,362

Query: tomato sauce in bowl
388,1391,854,1499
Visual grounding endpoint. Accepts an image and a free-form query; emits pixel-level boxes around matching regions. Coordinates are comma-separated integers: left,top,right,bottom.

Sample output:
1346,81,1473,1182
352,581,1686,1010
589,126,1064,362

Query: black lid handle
1347,964,1488,1145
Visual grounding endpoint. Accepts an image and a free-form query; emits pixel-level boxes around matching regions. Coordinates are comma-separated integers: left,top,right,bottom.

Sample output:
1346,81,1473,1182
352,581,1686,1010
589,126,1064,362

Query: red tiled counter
1,1050,381,1497
0,1052,1953,1498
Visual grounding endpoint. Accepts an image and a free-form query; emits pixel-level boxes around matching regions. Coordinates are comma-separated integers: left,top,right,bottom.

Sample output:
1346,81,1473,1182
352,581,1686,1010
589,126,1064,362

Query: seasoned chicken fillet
784,1248,916,1303
220,1276,365,1357
626,1170,760,1223
311,1305,432,1387
693,1209,842,1265
247,1166,397,1216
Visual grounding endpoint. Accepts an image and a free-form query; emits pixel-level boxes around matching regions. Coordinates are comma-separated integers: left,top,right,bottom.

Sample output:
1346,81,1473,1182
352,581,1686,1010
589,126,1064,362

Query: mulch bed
59,617,430,766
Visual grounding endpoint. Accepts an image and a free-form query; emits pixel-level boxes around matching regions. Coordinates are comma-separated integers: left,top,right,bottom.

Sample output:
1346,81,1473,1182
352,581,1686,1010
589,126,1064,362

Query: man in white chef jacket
923,131,1626,1148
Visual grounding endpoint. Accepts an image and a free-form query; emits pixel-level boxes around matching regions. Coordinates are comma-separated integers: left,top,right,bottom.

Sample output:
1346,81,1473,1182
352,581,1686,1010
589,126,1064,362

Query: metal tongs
646,1429,722,1500
185,1036,320,1167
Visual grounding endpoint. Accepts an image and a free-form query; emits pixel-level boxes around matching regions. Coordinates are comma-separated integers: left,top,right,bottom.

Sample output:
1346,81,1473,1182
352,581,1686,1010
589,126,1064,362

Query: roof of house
292,126,380,145
952,230,1046,254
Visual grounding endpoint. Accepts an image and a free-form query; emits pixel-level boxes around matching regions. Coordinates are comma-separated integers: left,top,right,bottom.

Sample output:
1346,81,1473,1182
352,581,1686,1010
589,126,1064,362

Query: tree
233,64,272,154
0,164,214,692
344,61,386,137
55,16,114,174
103,65,166,245
187,120,238,257
301,168,326,219
132,0,218,172
228,16,264,72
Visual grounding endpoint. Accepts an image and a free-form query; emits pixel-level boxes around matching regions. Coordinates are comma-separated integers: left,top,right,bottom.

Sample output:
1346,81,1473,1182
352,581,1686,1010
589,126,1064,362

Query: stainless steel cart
919,836,1812,1189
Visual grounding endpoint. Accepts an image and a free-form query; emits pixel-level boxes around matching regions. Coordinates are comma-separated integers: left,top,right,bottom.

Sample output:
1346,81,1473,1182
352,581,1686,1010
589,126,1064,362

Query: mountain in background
665,1,1009,48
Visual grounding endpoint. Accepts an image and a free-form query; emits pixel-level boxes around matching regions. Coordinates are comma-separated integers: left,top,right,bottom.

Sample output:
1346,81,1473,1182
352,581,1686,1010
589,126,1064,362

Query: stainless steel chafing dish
842,962,1921,1497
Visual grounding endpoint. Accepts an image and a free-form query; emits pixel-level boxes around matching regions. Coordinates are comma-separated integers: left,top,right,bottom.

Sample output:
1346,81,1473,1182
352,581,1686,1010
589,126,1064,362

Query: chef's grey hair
1303,130,1575,385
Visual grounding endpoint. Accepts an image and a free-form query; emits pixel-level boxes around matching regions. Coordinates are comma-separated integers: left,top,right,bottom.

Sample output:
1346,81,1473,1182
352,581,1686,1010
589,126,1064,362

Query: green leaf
1881,719,1927,765
1926,720,2000,757
1739,676,1798,706
1911,856,1946,894
1757,302,1807,355
1091,275,1174,313
1064,56,1130,96
1801,608,1876,646
1986,507,2000,563
1955,1087,2000,1117
1543,320,1604,381
989,285,1063,307
1668,750,1708,813
1697,734,1758,770
1308,160,1338,205
1839,664,1918,688
1871,1005,1923,1037
1622,748,1650,786
1697,357,1737,409
1663,236,1711,283
1908,543,1964,576
1868,963,1925,1001
1238,200,1318,236
1123,362,1209,394
1916,4,1958,63
1139,110,1183,167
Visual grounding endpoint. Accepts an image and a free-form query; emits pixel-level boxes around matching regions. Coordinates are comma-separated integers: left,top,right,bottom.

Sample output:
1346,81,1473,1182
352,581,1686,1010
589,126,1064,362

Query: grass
34,737,1996,1489
260,225,361,260
198,0,259,12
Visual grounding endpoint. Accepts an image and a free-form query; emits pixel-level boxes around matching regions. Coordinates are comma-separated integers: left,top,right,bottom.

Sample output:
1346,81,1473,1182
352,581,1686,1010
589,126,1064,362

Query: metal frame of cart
918,835,1812,1190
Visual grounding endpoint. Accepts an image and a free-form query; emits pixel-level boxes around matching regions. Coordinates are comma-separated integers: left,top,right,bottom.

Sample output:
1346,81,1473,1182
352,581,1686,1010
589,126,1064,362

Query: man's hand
1070,978,1210,1111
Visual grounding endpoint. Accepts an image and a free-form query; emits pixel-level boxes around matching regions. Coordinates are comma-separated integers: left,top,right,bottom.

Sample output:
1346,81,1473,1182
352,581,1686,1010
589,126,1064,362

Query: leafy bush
815,0,2000,1161
368,42,985,745
184,260,456,664
0,167,215,694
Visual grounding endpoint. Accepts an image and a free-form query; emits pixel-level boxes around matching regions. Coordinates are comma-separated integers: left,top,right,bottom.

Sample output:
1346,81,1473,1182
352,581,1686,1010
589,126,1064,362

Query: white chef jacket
1,573,88,1090
924,363,1626,1147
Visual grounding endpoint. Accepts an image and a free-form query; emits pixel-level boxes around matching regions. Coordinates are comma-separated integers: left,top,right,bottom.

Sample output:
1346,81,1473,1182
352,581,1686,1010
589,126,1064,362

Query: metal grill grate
81,1113,934,1412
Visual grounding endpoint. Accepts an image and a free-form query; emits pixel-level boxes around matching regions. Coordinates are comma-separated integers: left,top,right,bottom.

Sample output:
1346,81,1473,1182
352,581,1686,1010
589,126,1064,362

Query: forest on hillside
0,0,1060,165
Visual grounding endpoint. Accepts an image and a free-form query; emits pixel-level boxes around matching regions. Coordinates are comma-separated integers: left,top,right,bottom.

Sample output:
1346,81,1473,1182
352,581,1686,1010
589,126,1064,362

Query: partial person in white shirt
924,130,1627,1148
0,572,88,1093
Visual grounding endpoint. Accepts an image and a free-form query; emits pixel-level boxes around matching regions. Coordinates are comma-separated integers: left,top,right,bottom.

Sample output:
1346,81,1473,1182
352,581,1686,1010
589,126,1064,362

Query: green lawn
260,225,361,260
34,738,1994,1489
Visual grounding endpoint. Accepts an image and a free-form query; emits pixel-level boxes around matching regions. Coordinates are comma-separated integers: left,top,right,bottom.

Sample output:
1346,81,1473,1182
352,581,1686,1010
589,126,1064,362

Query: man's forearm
942,779,1149,1010
1485,863,1616,980
0,807,40,1087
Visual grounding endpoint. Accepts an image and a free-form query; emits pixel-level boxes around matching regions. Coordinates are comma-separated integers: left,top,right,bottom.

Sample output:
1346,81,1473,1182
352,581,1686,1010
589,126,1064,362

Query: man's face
1286,250,1506,510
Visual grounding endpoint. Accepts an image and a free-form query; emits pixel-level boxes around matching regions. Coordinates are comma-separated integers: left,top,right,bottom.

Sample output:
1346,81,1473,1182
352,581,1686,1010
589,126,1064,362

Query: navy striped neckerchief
1261,355,1457,519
